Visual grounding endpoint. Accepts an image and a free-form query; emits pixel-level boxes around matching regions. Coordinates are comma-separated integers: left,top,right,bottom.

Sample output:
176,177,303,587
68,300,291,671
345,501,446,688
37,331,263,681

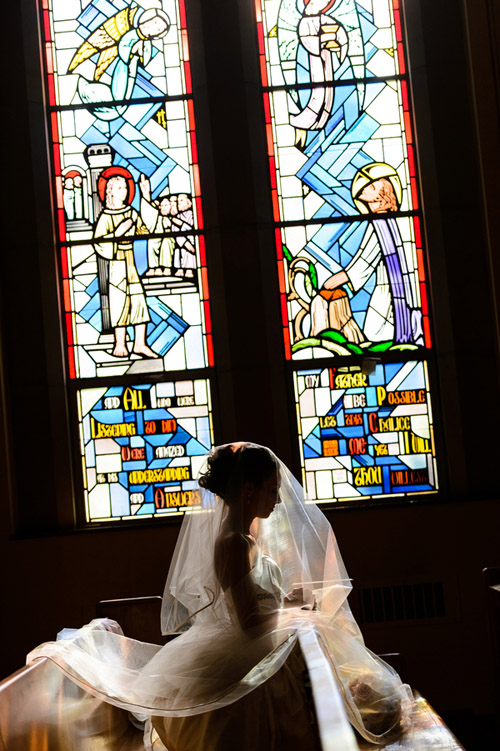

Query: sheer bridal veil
26,443,412,746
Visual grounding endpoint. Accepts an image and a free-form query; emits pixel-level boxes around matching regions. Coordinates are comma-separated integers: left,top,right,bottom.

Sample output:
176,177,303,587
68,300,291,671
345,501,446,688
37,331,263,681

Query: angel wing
68,7,139,81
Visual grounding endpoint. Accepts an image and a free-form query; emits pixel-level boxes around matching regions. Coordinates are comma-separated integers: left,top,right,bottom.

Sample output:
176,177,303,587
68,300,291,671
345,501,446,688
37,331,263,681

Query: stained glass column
41,0,215,522
255,0,438,504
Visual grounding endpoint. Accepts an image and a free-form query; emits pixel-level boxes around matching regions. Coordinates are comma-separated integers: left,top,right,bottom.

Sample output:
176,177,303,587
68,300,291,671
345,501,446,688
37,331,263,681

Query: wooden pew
94,595,466,750
0,659,144,751
0,597,466,750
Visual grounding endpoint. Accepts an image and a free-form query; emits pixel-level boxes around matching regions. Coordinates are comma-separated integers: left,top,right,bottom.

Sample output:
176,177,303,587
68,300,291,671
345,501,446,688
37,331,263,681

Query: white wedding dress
25,447,413,751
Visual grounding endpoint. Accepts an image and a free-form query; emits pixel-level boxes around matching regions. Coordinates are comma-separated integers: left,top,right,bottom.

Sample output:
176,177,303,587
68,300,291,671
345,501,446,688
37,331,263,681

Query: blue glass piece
109,117,126,138
336,425,365,439
85,439,95,467
373,456,394,466
340,112,379,144
91,408,123,424
135,134,169,164
105,386,124,396
146,297,189,356
385,362,402,383
132,74,164,99
136,412,144,434
365,44,378,63
133,239,148,276
85,277,99,296
109,132,144,159
350,289,370,312
172,427,192,446
398,362,424,391
79,291,101,323
359,14,377,43
130,434,146,446
129,156,156,175
137,503,156,515
110,482,130,517
382,465,391,493
303,442,320,459
145,443,154,462
148,458,170,469
143,433,172,447
370,364,386,385
186,437,211,456
320,427,341,438
94,0,121,19
78,5,101,29
122,460,147,471
81,124,113,146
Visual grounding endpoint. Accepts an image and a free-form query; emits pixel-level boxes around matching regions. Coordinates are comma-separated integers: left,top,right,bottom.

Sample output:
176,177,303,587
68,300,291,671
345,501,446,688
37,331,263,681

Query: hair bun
198,445,237,498
198,444,276,503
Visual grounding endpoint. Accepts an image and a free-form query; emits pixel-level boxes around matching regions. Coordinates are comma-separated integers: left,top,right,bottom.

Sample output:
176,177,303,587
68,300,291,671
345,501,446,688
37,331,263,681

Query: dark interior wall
1,0,499,723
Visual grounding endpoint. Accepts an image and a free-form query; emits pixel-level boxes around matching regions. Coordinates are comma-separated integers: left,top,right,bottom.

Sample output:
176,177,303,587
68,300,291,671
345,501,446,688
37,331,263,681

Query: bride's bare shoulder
214,532,254,586
215,531,253,556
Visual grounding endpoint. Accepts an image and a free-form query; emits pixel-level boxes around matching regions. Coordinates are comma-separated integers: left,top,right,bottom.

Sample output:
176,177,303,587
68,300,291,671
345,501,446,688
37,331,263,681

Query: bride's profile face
249,470,281,519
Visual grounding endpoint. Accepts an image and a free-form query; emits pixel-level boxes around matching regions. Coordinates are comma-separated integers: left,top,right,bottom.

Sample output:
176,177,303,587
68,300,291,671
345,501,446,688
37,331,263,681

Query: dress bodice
250,548,283,612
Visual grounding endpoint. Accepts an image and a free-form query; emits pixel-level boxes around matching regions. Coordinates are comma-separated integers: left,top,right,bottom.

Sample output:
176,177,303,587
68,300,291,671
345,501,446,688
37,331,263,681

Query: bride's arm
214,535,277,634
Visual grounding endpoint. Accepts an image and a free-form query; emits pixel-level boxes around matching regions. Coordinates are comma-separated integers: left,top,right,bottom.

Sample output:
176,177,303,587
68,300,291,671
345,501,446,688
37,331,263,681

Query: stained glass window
255,0,439,503
41,0,214,522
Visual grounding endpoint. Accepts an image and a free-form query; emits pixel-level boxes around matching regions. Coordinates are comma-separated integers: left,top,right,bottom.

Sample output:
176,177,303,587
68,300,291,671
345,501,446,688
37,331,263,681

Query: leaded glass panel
256,0,439,503
40,0,215,523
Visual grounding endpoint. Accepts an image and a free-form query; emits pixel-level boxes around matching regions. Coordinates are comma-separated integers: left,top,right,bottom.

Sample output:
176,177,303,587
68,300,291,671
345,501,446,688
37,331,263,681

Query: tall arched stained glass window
40,0,214,522
255,0,438,503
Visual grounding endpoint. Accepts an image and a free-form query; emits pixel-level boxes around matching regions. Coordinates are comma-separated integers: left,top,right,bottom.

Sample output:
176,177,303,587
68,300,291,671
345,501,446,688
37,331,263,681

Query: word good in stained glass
78,379,213,521
256,0,431,359
294,361,438,503
42,0,213,379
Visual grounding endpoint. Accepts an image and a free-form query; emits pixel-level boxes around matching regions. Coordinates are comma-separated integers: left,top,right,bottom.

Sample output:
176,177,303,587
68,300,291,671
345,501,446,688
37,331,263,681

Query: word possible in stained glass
78,379,213,521
256,0,430,360
42,0,213,379
295,361,437,503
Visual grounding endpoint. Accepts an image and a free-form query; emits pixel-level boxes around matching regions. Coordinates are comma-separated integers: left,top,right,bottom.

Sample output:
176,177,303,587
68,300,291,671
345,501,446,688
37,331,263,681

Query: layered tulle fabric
27,445,414,749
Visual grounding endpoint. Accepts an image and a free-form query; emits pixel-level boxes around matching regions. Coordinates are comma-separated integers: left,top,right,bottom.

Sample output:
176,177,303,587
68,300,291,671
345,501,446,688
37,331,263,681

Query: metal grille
356,582,446,624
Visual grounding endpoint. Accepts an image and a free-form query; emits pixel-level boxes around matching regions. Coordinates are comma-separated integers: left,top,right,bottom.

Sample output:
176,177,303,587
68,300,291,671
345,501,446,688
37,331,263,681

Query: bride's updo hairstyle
199,443,276,504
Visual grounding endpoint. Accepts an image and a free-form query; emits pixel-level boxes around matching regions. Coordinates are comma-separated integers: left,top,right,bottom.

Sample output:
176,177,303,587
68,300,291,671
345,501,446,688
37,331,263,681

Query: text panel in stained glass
78,379,213,521
256,0,431,360
43,0,214,378
294,361,438,503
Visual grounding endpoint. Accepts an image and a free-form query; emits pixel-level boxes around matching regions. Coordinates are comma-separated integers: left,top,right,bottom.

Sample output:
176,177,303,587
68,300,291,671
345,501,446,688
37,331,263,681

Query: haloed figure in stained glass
94,167,159,359
317,163,424,346
68,6,170,121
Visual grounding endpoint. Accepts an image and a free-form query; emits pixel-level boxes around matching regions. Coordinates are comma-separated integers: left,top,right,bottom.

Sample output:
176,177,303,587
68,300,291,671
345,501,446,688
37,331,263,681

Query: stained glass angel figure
68,6,170,121
278,0,364,152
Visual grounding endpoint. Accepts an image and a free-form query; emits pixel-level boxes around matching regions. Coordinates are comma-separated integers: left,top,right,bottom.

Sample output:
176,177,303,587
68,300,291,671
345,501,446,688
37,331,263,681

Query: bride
27,443,413,750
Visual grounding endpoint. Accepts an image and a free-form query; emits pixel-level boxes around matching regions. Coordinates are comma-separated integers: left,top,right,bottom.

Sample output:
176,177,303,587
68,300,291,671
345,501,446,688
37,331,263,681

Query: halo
351,162,402,214
138,8,170,38
98,166,135,205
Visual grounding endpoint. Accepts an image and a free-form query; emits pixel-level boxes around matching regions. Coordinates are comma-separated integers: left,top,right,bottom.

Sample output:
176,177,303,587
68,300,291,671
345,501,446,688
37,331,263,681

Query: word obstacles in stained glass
78,379,213,521
295,361,438,503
